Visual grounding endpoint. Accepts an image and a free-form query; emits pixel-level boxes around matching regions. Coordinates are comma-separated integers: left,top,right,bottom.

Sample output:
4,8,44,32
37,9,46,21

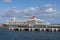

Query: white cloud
0,4,58,19
38,4,57,17
45,8,56,13
23,7,38,14
3,0,13,3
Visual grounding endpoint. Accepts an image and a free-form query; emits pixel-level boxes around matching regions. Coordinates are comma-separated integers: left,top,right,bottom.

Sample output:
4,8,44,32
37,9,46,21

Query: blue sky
0,0,60,24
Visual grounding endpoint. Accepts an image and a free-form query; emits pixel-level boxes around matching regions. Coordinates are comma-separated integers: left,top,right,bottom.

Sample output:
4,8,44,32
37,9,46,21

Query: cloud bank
0,4,57,18
0,4,59,24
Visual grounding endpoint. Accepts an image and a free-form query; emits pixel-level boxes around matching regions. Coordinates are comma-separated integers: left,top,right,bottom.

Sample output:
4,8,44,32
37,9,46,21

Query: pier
0,24,60,32
8,27,60,32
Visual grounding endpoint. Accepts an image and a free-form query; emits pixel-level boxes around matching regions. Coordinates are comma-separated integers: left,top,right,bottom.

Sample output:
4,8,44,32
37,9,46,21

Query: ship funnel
30,16,35,21
30,16,35,19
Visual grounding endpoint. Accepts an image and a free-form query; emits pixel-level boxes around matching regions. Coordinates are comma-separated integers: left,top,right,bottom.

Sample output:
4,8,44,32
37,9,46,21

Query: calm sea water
0,28,60,40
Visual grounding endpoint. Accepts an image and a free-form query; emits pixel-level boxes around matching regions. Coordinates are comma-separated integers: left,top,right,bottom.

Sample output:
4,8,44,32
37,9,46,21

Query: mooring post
32,28,35,31
44,28,46,31
39,28,42,31
56,28,58,32
52,28,55,32
18,28,20,31
29,28,31,31
9,27,11,30
22,28,24,31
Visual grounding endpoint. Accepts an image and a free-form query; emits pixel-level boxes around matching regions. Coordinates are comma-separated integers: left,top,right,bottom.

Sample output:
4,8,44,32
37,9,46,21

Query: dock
6,24,60,32
8,27,60,32
0,24,60,32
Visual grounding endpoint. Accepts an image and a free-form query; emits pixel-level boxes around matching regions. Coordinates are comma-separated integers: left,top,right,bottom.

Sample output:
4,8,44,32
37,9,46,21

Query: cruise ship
4,16,50,28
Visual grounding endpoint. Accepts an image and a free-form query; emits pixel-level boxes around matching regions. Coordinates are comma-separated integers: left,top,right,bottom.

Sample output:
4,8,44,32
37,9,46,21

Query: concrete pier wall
0,24,60,32
8,27,60,32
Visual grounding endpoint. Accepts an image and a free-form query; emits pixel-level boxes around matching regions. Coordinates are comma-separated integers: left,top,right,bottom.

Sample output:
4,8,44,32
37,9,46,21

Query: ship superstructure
5,16,50,27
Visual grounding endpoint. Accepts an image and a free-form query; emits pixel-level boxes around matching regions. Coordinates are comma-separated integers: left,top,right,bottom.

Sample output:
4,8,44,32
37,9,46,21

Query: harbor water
0,28,60,40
